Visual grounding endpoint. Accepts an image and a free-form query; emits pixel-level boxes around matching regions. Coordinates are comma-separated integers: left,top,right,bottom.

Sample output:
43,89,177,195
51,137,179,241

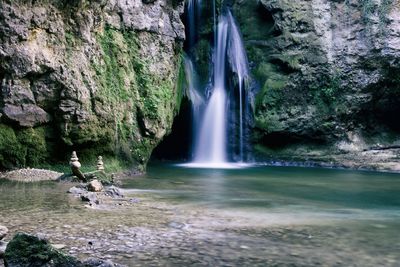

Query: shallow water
1,164,400,266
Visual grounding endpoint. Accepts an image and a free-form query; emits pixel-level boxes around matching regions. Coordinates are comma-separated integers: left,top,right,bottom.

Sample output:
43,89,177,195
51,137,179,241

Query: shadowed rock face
231,0,400,170
0,0,185,171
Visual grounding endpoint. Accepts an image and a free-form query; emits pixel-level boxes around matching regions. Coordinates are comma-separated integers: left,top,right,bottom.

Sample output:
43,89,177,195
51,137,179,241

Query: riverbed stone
87,180,103,192
81,193,99,205
104,186,124,198
83,257,125,267
0,226,8,240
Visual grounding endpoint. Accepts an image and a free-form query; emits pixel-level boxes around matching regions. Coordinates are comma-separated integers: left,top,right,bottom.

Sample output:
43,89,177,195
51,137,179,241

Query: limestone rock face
0,0,185,170
232,0,400,170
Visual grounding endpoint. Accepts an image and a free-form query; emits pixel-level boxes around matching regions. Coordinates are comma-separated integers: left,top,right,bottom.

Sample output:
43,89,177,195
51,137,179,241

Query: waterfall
181,5,251,168
193,18,229,165
183,55,204,155
226,11,250,162
186,0,201,48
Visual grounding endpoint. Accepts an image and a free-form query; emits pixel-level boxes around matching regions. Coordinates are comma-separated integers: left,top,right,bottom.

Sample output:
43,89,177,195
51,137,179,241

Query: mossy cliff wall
231,0,400,170
0,0,185,171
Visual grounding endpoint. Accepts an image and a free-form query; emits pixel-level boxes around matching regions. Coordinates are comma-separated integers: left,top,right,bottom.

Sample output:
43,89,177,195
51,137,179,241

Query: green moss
192,39,211,83
92,26,181,170
4,233,80,267
356,0,393,30
310,70,342,104
254,62,288,109
0,124,24,169
175,55,186,113
17,127,48,167
271,52,304,70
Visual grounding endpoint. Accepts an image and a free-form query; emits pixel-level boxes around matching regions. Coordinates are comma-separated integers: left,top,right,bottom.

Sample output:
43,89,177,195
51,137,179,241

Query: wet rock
83,257,126,267
3,233,125,266
168,222,186,229
81,193,99,205
129,198,140,203
0,226,8,240
0,241,7,258
87,180,103,192
4,233,80,267
3,103,51,127
84,171,113,185
67,184,87,195
104,186,124,198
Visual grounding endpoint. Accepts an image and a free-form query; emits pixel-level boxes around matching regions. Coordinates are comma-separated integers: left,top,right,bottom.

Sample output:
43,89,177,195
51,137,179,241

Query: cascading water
193,18,229,165
186,0,201,48
226,11,250,162
181,3,252,168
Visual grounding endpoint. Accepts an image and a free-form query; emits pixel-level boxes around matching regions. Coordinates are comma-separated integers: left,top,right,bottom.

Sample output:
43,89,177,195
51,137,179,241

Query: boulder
87,180,103,192
4,233,80,267
0,225,8,240
3,233,125,266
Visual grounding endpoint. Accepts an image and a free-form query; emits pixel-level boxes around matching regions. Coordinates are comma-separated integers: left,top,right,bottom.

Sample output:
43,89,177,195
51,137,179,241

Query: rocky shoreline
0,168,63,182
256,147,400,173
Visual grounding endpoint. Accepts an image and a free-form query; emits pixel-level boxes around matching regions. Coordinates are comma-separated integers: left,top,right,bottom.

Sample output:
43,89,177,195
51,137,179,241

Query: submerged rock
83,258,125,267
67,184,87,195
104,186,124,198
81,193,99,205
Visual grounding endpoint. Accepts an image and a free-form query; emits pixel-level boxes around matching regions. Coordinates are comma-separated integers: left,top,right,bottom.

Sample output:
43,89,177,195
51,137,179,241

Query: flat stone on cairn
96,156,104,171
69,151,86,181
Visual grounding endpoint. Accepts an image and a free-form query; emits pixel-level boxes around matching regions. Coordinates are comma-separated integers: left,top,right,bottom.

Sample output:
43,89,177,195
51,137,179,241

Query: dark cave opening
151,98,193,162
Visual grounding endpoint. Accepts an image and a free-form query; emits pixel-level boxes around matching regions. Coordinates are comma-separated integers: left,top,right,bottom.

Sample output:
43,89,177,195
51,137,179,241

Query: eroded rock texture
0,0,185,170
233,0,400,170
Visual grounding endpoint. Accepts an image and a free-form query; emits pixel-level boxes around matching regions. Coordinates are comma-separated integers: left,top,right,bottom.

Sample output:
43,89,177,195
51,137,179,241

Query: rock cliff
0,0,185,171
232,0,400,170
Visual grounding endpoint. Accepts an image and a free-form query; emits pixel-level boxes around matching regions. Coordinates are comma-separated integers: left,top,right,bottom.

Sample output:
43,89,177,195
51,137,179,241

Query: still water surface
0,164,399,266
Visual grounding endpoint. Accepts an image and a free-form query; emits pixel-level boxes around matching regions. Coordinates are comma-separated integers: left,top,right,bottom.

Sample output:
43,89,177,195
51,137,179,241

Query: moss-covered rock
4,233,80,267
0,0,185,171
230,0,400,169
